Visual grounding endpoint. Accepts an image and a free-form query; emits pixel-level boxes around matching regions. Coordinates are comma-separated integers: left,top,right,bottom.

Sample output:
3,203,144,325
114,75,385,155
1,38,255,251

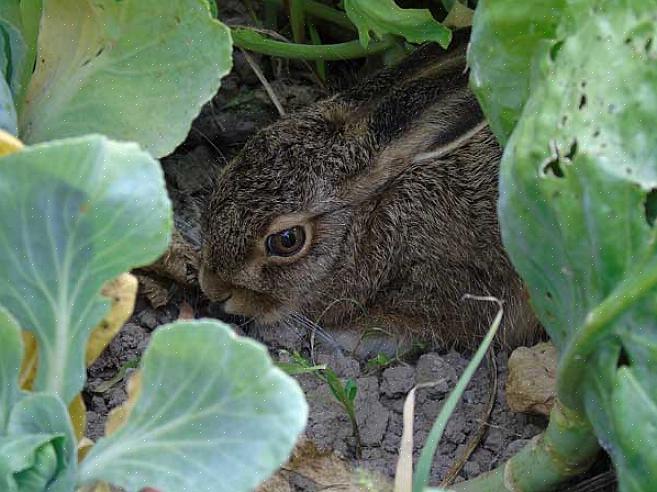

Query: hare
199,42,540,354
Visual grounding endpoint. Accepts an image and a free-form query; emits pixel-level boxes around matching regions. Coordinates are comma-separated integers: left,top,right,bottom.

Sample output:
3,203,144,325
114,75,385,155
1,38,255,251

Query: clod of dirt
258,440,391,492
506,342,558,416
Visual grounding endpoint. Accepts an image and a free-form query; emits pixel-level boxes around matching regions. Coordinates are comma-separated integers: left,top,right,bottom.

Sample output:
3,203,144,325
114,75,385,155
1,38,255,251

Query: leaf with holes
0,135,171,405
468,0,567,143
344,0,451,49
77,320,308,492
18,0,232,157
496,1,657,489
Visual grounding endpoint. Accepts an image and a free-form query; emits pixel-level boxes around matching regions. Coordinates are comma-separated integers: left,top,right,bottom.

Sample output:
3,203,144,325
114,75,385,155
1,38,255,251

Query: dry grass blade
395,381,446,492
239,47,286,116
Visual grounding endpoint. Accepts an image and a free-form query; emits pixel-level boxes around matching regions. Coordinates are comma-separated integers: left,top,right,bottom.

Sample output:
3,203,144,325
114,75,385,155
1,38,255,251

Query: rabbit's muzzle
199,264,282,323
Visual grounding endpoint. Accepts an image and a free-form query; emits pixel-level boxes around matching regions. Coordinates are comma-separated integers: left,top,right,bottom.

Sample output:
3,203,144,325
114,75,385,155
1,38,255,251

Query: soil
82,3,614,490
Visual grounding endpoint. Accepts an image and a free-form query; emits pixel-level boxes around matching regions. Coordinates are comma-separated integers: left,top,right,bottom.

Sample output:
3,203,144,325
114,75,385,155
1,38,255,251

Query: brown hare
199,41,540,355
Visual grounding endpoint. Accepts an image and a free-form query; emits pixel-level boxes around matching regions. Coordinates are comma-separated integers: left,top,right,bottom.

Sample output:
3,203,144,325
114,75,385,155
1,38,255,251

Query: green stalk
453,401,600,492
231,27,394,60
265,0,356,31
289,0,306,43
558,255,657,410
308,22,327,81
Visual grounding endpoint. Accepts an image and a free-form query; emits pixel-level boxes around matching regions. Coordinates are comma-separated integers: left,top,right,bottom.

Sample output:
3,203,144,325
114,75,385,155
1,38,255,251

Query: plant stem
265,0,356,31
231,27,394,60
558,255,657,410
289,0,306,43
452,401,600,492
308,21,327,81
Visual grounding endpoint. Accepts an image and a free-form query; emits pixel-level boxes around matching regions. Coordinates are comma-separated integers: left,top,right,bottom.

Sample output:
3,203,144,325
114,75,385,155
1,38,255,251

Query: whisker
288,312,343,356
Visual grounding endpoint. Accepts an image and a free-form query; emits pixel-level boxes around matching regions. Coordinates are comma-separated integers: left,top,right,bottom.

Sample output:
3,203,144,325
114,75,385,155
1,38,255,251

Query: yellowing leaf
0,128,23,156
77,437,95,462
19,330,38,389
86,272,138,365
69,393,87,442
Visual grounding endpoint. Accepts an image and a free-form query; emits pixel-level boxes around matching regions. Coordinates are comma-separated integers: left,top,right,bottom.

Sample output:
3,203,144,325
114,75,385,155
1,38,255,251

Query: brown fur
199,42,541,351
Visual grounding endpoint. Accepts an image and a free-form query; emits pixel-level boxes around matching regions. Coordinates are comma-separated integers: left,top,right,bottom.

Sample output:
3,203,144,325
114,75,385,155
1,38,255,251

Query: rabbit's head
199,98,376,322
199,42,523,344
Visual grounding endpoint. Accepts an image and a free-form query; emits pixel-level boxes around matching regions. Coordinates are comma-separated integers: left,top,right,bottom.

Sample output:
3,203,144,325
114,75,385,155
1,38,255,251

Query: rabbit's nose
198,265,232,302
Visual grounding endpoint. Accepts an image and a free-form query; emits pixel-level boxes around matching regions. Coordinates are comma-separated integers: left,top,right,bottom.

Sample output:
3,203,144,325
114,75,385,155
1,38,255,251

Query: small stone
379,395,405,414
463,389,477,404
484,428,504,452
380,365,415,396
355,377,390,446
502,439,530,461
137,309,158,330
522,423,545,439
444,413,466,443
463,461,481,479
506,342,558,416
415,353,456,397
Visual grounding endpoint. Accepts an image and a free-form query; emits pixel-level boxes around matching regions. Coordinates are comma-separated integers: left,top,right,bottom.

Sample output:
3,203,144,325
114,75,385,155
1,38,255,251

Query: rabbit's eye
266,226,306,257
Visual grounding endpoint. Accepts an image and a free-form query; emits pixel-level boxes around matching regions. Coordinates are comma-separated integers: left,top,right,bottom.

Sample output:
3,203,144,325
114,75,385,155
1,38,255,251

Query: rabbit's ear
340,30,471,106
340,51,488,205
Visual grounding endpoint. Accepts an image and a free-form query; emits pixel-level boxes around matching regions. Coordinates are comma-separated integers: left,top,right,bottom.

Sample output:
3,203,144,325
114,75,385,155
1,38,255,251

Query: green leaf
344,0,451,49
468,0,566,143
0,2,27,98
0,135,172,404
494,1,657,489
19,0,233,157
78,320,308,492
442,1,473,29
17,0,42,106
345,378,358,402
13,441,58,492
8,393,76,492
206,0,218,18
0,308,23,431
0,434,57,492
0,72,18,135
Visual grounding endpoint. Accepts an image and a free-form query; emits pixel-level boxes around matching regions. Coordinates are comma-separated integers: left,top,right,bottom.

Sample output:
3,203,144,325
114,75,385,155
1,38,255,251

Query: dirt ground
82,4,615,489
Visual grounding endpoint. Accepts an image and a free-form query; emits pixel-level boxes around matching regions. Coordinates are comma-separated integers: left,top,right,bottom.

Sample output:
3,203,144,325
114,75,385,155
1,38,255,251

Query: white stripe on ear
413,119,489,164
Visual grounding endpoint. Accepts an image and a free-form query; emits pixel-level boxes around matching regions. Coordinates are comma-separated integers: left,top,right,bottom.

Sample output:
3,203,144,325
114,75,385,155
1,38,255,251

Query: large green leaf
496,1,657,489
18,0,233,157
0,135,172,404
0,308,22,432
78,320,308,492
344,0,451,49
468,0,566,143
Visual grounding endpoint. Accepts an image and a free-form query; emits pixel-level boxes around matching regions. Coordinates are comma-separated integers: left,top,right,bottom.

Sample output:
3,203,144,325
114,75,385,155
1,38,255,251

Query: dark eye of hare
266,226,306,257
